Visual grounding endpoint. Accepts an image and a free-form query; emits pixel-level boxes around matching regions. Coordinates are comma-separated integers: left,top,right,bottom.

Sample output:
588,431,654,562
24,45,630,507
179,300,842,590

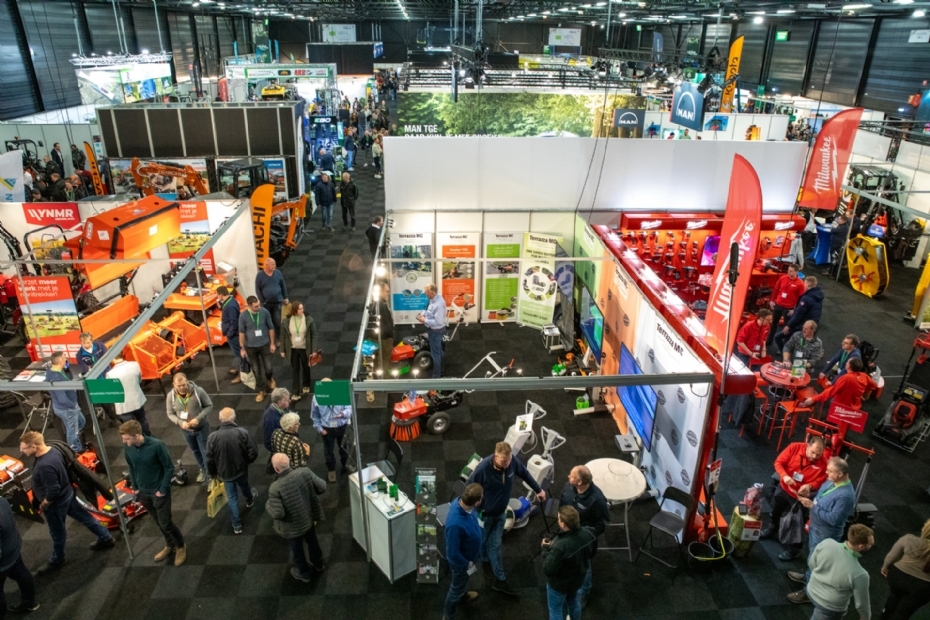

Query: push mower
389,352,517,441
873,334,930,452
389,312,466,375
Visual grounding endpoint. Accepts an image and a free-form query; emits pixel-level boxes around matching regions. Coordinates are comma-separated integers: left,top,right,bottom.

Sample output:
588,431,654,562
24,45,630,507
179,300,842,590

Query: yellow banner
719,35,744,114
83,141,105,196
250,184,276,268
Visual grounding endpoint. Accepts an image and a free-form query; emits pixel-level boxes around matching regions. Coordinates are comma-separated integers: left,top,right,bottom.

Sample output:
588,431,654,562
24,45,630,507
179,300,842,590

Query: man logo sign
671,82,704,131
612,109,645,131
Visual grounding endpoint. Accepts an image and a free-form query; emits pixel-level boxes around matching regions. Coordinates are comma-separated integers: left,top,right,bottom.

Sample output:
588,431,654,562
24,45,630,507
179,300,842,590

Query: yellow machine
259,79,295,101
846,235,890,298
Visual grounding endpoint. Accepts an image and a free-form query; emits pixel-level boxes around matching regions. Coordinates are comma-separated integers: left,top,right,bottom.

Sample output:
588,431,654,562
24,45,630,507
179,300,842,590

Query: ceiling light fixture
542,10,551,14
753,15,764,23
748,11,765,15
616,12,626,17
894,0,915,4
777,9,796,14
916,9,927,16
842,3,872,9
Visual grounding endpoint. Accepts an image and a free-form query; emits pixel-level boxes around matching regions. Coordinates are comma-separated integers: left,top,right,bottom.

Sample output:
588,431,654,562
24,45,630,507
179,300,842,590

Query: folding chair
635,486,696,569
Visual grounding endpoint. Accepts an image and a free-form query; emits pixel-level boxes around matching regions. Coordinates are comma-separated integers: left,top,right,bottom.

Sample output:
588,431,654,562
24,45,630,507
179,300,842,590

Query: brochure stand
415,467,439,584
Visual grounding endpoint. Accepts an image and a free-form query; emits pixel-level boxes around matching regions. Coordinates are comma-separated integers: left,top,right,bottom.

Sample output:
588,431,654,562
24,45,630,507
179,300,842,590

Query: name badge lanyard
820,480,850,498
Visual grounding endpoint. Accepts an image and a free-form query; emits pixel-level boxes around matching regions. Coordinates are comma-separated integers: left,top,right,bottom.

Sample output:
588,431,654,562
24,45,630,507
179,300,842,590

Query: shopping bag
239,368,257,390
206,478,227,518
778,502,805,546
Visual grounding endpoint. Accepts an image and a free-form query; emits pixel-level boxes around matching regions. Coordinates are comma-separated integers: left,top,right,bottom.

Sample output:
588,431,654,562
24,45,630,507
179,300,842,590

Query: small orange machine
122,311,209,380
82,195,181,258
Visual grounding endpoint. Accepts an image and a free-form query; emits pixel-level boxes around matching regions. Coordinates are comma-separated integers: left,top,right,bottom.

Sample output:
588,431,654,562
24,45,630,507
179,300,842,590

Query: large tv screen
579,287,603,362
618,343,658,451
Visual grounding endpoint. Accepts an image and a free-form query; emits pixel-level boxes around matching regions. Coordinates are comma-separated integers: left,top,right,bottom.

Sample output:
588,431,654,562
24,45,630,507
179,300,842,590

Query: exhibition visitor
279,301,316,400
165,373,213,484
806,524,874,620
542,505,598,620
255,257,289,340
560,465,610,608
205,408,258,535
267,453,326,583
442,483,484,620
881,520,930,619
216,286,243,385
774,277,824,353
418,284,447,379
238,296,277,402
310,381,355,483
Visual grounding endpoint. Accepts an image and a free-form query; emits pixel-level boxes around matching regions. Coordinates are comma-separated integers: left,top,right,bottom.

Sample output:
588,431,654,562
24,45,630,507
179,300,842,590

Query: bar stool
771,400,813,452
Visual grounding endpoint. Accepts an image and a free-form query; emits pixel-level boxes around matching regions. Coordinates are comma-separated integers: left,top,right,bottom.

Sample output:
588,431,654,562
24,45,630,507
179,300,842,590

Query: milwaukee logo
775,221,794,231
656,322,684,355
685,220,708,230
811,136,838,195
709,218,756,321
640,220,662,230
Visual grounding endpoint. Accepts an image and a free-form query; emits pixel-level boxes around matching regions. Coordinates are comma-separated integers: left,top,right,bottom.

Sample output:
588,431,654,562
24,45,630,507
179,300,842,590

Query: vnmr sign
670,81,704,131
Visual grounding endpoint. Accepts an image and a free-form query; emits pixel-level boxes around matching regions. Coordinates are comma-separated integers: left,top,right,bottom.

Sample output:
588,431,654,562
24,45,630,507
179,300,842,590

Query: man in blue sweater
255,258,289,342
443,483,484,620
216,287,242,384
787,456,857,605
466,441,546,596
44,352,85,452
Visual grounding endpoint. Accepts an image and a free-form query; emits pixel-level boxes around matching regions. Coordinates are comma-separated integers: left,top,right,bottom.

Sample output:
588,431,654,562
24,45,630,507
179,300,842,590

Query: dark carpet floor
0,129,929,617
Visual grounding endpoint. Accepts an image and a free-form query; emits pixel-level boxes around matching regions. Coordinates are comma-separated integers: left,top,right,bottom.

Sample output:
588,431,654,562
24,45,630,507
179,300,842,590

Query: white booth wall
384,137,807,214
643,111,790,141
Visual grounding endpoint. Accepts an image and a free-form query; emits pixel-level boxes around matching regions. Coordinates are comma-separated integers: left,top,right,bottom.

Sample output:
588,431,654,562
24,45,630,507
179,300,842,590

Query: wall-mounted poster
167,201,215,275
14,277,82,361
322,24,357,43
390,233,434,325
518,233,562,329
482,233,522,323
437,233,479,324
548,28,581,47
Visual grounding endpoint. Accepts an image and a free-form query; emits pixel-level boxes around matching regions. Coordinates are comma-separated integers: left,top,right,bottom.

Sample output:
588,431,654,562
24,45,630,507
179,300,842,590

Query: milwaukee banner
798,108,864,211
719,36,744,114
670,81,704,131
827,402,868,434
22,202,80,228
704,155,763,357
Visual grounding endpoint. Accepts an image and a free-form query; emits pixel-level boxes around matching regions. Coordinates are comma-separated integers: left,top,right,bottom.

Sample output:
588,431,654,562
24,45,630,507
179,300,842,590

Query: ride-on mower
389,352,518,441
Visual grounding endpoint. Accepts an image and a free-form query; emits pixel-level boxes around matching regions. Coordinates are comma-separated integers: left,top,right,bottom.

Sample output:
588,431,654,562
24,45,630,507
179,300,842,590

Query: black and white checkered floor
1,121,929,618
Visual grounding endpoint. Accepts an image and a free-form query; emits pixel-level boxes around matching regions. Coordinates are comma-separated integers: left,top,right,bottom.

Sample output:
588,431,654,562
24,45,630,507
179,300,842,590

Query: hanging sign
518,233,562,329
437,233,479,324
482,233,522,323
719,35,744,113
0,151,26,203
670,81,704,131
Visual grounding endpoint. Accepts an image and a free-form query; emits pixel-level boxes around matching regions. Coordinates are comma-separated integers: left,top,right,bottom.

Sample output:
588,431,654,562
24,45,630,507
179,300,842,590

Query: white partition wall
384,137,807,214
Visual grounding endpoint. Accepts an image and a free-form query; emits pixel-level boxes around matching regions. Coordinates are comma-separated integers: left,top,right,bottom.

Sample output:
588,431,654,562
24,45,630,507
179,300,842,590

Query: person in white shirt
417,284,447,378
107,355,151,436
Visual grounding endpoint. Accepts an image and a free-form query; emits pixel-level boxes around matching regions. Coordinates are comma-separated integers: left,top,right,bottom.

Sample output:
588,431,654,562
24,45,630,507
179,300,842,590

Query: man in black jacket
340,172,358,231
206,408,258,534
314,172,337,233
20,431,114,575
217,287,242,384
0,496,38,612
365,216,383,260
774,277,824,352
826,214,850,277
542,506,597,620
560,465,609,608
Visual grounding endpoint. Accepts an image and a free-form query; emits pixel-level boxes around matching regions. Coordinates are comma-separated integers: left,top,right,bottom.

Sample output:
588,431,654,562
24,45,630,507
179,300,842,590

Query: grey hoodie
165,381,213,431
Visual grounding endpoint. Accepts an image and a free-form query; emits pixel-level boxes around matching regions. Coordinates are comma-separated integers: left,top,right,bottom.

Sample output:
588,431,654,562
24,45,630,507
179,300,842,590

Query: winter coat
266,467,325,539
786,286,824,331
205,422,258,482
314,180,336,208
542,525,598,594
340,180,358,208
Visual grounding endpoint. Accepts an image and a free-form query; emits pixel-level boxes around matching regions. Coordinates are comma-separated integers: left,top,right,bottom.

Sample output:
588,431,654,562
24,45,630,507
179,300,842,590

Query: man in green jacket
542,506,598,620
267,453,326,582
120,420,186,566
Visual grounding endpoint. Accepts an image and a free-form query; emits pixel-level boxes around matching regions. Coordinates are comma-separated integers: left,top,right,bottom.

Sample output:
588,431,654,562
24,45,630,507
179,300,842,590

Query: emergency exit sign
775,30,790,42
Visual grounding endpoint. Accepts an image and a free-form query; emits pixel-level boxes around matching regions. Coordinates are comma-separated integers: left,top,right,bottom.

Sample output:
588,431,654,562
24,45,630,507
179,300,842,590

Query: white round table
586,458,647,561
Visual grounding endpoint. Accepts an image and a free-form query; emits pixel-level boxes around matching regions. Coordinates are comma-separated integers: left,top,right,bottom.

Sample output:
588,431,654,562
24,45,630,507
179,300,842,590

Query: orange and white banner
438,232,479,324
704,155,763,356
14,276,82,361
719,36,744,114
798,108,864,211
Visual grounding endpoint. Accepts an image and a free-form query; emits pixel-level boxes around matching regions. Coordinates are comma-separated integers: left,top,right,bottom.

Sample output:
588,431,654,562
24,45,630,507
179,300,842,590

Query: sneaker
154,546,173,562
327,471,336,483
196,470,205,483
778,550,800,561
290,567,312,583
89,537,115,551
233,525,243,535
35,562,63,576
787,571,807,584
255,391,266,403
246,490,257,508
787,590,810,604
174,546,187,566
492,579,518,597
462,591,478,603
7,601,40,612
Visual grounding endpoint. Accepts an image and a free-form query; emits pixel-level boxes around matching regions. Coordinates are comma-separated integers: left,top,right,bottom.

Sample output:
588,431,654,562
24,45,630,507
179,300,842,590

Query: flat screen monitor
579,287,603,362
618,343,657,451
700,235,721,267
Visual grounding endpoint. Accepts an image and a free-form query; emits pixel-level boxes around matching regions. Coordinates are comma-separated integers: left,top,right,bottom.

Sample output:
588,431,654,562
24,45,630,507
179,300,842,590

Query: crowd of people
23,142,101,203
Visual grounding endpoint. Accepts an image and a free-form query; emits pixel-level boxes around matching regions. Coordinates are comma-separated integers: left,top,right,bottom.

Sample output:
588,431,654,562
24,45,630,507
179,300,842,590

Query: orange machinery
121,311,210,381
163,279,247,346
130,157,209,197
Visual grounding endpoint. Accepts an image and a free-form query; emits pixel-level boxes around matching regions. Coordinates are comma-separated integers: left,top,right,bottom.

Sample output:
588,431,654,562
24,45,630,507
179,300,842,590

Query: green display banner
86,378,125,404
314,380,352,406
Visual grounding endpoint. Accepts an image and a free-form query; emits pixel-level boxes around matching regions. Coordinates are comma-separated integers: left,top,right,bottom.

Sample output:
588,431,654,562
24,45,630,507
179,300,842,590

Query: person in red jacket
800,358,877,410
761,435,828,560
768,264,805,349
735,309,773,365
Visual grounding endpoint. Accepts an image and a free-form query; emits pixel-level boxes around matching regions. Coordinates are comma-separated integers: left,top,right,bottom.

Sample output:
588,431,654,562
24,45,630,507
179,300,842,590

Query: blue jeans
223,475,254,528
288,527,324,577
547,583,582,620
227,338,243,372
182,423,210,473
428,328,444,379
480,512,506,581
54,406,85,452
810,600,845,620
345,149,355,170
45,495,111,564
444,566,471,619
579,563,592,597
321,204,333,228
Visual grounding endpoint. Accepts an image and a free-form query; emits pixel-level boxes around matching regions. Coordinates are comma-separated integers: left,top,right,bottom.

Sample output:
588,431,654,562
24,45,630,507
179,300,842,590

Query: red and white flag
704,155,763,357
798,108,864,211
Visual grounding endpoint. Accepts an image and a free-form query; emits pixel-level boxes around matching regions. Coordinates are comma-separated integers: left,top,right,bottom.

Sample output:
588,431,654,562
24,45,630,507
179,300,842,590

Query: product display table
349,465,416,583
758,362,811,433
586,458,647,561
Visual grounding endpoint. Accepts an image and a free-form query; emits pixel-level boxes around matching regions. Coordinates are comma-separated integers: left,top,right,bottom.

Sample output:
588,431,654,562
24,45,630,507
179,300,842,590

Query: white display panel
384,137,807,213
322,24,357,42
548,28,582,46
437,232,480,324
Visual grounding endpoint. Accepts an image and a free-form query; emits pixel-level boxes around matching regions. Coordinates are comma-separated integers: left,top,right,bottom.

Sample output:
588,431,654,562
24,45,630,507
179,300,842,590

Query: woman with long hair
279,302,317,402
882,519,930,619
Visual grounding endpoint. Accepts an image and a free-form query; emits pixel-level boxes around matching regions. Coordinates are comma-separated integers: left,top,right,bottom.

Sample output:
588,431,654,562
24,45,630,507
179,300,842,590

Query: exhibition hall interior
5,0,930,619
